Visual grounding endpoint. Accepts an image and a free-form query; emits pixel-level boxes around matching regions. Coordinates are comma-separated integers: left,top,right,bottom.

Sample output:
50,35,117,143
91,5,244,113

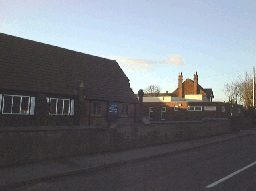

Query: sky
1,0,256,101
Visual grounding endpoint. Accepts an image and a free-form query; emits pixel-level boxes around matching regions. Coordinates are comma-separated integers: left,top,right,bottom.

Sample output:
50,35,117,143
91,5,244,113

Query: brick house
139,73,233,121
0,33,137,127
172,72,214,101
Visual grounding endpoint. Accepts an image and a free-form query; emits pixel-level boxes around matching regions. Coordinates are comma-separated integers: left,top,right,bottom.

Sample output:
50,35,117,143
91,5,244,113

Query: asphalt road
16,134,256,191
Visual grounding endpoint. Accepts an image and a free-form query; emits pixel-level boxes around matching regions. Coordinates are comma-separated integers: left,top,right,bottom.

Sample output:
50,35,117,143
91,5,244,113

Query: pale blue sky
1,0,256,101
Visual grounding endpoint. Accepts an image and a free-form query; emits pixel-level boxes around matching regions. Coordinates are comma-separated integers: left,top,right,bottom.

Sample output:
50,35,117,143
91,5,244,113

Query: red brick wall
142,102,230,121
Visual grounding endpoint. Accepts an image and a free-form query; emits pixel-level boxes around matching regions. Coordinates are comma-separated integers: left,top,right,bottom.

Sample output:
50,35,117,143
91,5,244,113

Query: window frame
187,106,203,112
1,94,34,115
174,106,179,111
0,94,2,112
20,96,31,115
48,97,74,116
161,107,166,120
194,106,203,111
30,97,35,115
149,107,154,120
63,99,71,115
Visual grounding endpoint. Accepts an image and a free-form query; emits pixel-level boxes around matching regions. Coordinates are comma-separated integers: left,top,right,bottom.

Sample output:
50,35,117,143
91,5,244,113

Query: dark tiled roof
0,33,137,103
204,88,214,98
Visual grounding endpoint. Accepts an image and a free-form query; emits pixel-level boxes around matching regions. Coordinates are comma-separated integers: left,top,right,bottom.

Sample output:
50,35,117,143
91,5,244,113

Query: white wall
143,96,172,103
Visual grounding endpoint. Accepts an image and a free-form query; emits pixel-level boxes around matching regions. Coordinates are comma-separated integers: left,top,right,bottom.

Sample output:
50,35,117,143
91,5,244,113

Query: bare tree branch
144,85,161,96
224,72,253,108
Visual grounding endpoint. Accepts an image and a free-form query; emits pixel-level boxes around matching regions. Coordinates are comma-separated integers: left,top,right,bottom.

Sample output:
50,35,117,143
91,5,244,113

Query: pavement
0,129,255,190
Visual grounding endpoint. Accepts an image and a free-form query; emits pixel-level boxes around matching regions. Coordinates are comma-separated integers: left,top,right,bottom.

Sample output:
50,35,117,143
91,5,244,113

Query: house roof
172,79,213,97
204,88,214,98
0,33,137,103
142,93,176,97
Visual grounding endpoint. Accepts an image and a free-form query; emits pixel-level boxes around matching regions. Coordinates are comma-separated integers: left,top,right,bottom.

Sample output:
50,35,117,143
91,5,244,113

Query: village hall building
0,33,138,127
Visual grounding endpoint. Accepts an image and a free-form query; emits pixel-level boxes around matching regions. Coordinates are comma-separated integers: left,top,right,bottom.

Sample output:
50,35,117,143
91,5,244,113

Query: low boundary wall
0,118,231,167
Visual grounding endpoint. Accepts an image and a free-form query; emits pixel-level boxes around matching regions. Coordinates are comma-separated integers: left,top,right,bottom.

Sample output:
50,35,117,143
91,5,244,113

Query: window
0,94,2,112
49,98,57,115
187,106,202,111
48,97,74,116
21,97,29,114
195,106,202,111
221,106,226,113
93,102,102,116
12,96,21,114
57,99,64,115
161,107,166,120
121,104,129,116
1,94,35,115
161,107,166,112
30,97,35,115
63,100,70,115
174,106,179,111
3,95,12,114
70,100,75,115
204,106,217,111
149,107,154,120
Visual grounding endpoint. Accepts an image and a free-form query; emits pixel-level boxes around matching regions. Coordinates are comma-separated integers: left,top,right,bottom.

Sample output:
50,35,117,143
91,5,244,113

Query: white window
30,97,35,115
70,99,75,115
221,106,226,113
195,106,202,111
174,106,179,111
0,94,2,112
1,94,35,115
204,106,217,111
149,107,154,120
187,106,202,112
161,107,166,112
48,97,74,116
187,106,194,111
161,107,166,120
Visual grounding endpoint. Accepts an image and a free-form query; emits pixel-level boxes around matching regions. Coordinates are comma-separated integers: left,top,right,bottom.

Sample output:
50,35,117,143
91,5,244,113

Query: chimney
178,72,183,98
194,72,198,94
138,89,144,104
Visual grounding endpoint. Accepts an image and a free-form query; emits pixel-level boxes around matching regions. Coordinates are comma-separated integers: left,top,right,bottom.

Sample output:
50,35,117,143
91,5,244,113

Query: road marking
206,160,256,188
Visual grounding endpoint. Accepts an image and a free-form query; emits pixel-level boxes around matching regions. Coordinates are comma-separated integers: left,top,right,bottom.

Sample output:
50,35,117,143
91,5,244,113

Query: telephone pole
253,66,255,108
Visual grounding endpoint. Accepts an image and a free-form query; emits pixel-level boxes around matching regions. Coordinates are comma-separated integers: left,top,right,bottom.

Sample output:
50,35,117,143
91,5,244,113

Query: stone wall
0,118,231,167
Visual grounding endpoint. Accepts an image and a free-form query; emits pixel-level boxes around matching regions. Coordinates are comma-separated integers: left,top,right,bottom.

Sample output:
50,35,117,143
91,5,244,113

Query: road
16,133,256,191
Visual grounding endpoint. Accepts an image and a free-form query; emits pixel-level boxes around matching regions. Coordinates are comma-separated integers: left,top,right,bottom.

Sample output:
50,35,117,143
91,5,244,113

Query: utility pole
253,66,255,108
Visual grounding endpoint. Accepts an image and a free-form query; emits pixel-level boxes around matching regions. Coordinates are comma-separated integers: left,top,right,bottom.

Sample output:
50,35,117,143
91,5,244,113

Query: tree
144,85,161,96
224,72,253,108
224,81,239,104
